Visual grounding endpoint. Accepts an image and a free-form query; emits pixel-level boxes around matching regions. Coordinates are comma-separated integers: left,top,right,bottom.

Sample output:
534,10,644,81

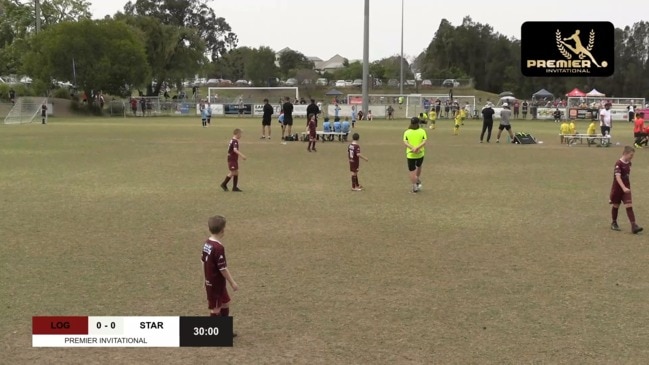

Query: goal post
3,97,48,125
406,94,476,119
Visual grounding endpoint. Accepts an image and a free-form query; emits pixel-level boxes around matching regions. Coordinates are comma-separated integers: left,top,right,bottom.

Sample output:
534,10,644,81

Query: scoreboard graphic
32,316,233,347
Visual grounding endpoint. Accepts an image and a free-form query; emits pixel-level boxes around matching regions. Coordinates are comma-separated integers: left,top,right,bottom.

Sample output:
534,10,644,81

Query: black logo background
521,21,614,77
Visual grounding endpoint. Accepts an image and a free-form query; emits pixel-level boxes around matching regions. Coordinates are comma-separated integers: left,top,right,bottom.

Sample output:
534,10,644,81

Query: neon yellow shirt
428,110,437,121
569,122,576,134
587,122,596,135
560,123,570,134
403,128,427,159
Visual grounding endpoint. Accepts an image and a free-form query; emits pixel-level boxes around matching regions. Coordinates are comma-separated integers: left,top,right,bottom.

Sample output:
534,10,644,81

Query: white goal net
3,97,48,124
406,94,477,119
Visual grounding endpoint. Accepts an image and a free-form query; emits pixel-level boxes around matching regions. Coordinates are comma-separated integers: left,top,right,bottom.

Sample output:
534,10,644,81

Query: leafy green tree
123,0,237,61
244,46,278,86
116,14,207,95
40,0,91,26
209,46,252,81
278,49,314,78
22,19,149,99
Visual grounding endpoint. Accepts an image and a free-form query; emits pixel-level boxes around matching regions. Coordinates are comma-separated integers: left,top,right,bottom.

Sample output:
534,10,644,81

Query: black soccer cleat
611,222,621,231
220,183,228,192
632,225,643,234
232,187,243,192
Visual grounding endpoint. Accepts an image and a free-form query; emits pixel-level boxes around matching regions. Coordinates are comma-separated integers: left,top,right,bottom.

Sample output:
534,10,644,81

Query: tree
22,19,149,100
244,46,278,86
0,0,92,75
278,49,314,78
116,14,207,95
210,46,253,81
40,0,91,26
123,0,237,61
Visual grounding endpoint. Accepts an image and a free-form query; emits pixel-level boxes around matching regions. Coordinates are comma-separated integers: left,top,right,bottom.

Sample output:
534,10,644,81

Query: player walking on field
306,113,317,152
609,146,643,233
403,117,427,193
220,129,247,192
201,215,239,336
348,133,368,191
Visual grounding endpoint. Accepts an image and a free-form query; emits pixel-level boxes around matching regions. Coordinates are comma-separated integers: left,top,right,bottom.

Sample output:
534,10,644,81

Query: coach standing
306,99,320,127
281,97,294,140
480,102,495,143
261,98,273,140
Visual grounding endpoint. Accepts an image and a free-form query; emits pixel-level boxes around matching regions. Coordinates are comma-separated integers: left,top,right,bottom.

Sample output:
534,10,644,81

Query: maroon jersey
348,143,361,164
613,158,631,188
227,138,239,162
202,238,227,291
308,119,316,132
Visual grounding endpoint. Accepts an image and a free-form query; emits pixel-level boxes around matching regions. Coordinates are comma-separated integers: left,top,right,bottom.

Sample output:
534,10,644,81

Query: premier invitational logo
521,22,614,77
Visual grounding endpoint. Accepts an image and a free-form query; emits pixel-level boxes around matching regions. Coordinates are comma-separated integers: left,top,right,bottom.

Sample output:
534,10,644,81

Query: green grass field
2,116,649,364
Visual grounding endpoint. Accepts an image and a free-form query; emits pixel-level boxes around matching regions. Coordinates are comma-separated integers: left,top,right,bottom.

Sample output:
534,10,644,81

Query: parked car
405,80,416,87
335,80,346,87
218,79,232,86
206,78,220,86
234,79,249,86
345,80,353,87
373,79,383,87
316,78,328,86
352,79,363,87
387,79,399,87
442,79,460,87
285,78,298,86
421,80,432,87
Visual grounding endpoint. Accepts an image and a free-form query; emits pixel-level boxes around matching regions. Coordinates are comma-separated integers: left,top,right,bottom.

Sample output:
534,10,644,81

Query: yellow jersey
587,122,596,135
460,109,467,119
428,110,437,121
569,122,576,134
454,114,462,126
403,127,427,158
560,122,571,135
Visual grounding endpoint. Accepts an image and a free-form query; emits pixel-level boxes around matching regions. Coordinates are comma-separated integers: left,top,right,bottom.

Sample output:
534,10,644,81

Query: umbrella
499,91,514,97
325,89,343,96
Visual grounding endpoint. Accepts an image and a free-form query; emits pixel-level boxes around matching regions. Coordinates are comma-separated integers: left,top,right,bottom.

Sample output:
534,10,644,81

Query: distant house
275,48,348,74
315,54,348,73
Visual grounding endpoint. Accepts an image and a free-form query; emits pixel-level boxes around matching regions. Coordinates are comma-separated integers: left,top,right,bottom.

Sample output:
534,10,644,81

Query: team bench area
562,133,611,147
300,131,349,142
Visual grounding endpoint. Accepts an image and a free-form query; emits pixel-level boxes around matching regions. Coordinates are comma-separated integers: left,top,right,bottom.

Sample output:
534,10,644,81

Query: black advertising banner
223,104,252,115
521,22,614,77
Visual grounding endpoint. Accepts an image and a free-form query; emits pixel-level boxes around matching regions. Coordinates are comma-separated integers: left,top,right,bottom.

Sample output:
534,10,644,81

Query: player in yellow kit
560,121,571,144
428,109,437,129
453,107,466,135
586,120,597,146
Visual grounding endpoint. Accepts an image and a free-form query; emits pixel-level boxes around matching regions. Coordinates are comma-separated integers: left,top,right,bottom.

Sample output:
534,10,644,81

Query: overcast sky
90,0,641,61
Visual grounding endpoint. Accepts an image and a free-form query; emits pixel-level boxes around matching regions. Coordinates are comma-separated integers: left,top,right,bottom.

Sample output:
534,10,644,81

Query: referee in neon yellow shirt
403,117,427,193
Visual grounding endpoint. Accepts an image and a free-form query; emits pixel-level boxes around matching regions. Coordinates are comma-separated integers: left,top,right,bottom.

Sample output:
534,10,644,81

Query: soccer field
2,117,649,364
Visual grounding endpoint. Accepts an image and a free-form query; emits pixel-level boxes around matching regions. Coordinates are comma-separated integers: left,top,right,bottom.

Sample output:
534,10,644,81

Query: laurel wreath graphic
556,30,572,59
587,29,595,51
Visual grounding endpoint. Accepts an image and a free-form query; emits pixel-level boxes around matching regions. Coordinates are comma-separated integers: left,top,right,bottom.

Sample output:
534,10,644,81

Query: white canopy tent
586,89,605,97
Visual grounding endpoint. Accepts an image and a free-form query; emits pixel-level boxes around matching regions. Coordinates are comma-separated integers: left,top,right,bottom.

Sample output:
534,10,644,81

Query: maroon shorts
206,285,230,309
349,161,359,172
228,159,238,171
309,131,316,139
610,185,632,205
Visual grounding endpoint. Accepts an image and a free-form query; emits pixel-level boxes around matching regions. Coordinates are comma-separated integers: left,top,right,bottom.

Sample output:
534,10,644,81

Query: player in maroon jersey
220,129,247,192
610,146,643,233
201,215,239,328
306,113,317,152
348,133,368,191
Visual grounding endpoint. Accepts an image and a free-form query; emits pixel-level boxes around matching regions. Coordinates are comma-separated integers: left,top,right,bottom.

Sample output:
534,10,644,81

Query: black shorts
629,112,635,122
262,119,271,126
634,132,645,138
238,108,244,114
601,126,611,135
498,124,511,131
283,116,293,126
407,157,424,172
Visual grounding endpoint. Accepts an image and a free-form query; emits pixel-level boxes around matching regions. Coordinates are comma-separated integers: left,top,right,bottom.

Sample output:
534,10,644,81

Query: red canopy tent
565,88,586,97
